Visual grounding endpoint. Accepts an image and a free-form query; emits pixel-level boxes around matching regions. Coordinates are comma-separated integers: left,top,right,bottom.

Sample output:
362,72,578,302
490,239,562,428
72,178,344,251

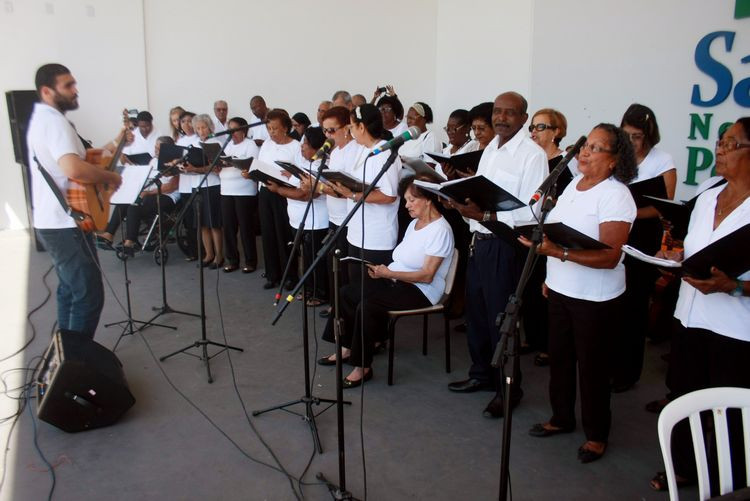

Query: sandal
306,297,327,307
649,471,694,492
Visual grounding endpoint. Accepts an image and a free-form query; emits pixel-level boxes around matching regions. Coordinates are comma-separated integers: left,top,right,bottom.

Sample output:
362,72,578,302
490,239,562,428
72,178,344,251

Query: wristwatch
482,211,491,222
561,247,569,262
731,280,744,297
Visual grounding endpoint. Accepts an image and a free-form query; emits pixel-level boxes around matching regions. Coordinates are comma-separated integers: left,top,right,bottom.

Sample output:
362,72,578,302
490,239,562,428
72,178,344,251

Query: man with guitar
27,63,122,339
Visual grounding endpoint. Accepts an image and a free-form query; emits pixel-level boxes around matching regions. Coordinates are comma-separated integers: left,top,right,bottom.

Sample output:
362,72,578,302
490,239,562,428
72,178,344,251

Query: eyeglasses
443,124,466,133
627,132,645,141
528,123,555,132
322,127,340,135
379,106,393,113
580,143,614,154
716,138,750,151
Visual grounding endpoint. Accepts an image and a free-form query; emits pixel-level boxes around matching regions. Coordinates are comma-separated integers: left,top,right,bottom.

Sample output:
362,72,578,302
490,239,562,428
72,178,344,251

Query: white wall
0,0,148,230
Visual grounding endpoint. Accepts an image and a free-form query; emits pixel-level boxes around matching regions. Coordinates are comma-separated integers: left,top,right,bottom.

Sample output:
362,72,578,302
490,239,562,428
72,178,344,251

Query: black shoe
263,281,279,290
342,369,373,389
482,393,522,418
529,423,575,437
578,443,606,464
317,354,350,366
223,264,239,273
241,265,256,274
319,308,332,318
448,378,492,393
534,353,550,367
454,323,467,333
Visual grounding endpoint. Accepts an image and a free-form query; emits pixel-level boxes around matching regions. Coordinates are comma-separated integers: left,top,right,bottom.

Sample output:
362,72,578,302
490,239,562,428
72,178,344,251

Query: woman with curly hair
522,123,638,464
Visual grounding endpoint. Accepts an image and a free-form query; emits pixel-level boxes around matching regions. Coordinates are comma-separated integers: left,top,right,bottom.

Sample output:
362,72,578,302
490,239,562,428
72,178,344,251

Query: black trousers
522,254,549,353
296,226,329,301
667,322,750,486
221,194,258,267
105,204,129,235
346,244,392,286
326,223,350,302
547,289,623,443
465,237,524,390
324,279,430,367
125,195,175,243
258,187,293,283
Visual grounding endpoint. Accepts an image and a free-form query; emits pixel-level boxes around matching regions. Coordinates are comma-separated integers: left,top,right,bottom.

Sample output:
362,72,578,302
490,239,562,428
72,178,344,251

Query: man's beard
53,92,79,112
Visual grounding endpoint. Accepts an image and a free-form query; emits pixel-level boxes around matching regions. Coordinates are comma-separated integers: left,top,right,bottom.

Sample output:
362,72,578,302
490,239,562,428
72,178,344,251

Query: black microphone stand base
252,394,346,454
159,339,243,384
316,472,358,501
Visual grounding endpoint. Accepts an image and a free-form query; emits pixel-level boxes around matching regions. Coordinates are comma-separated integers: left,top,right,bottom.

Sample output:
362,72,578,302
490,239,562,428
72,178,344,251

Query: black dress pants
667,322,750,487
258,187,293,283
125,195,175,243
346,244,392,287
222,194,258,267
547,289,623,443
105,204,129,236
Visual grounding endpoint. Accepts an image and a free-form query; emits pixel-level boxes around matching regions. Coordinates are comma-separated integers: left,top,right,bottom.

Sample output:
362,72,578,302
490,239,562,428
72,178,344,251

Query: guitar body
66,149,114,232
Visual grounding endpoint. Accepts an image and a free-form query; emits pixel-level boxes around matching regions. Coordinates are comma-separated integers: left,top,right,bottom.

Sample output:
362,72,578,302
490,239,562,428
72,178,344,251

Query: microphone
368,126,422,156
312,138,335,161
208,120,266,138
528,135,586,206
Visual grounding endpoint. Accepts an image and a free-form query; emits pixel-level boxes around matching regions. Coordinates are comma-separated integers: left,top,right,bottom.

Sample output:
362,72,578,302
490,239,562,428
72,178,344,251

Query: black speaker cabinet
35,331,136,433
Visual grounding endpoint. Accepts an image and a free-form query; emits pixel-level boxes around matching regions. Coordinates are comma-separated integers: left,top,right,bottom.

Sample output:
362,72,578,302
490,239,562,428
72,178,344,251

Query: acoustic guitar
66,111,130,232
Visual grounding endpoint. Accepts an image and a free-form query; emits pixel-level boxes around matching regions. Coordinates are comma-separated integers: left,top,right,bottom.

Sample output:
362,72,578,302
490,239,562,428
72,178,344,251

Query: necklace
716,188,750,216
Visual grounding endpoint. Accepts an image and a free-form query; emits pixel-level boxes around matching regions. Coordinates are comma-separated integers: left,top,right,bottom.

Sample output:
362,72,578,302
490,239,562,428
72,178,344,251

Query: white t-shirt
27,103,85,229
471,131,548,233
388,121,408,138
286,156,329,230
630,147,676,184
345,140,401,250
257,138,300,187
249,114,270,143
545,175,637,301
131,127,161,157
674,186,750,342
399,128,441,162
211,116,227,134
389,217,454,305
177,135,221,191
220,137,259,196
326,140,363,226
146,158,180,203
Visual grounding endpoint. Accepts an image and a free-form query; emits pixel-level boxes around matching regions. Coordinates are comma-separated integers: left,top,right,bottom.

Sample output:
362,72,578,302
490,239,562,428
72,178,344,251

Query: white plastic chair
657,387,750,500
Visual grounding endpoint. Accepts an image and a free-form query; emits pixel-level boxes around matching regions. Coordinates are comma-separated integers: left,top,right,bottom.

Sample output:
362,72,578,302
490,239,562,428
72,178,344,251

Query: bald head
492,92,529,144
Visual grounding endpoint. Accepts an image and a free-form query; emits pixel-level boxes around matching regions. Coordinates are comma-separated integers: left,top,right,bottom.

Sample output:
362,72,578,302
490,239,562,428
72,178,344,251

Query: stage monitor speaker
35,331,136,433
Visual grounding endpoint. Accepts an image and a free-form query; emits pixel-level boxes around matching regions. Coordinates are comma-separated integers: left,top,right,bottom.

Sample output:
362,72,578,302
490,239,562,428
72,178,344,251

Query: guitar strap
32,152,87,224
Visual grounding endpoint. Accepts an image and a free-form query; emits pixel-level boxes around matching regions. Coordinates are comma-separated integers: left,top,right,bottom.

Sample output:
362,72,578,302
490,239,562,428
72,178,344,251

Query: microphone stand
273,148,400,501
159,134,243,383
254,155,344,454
141,171,201,328
493,145,579,500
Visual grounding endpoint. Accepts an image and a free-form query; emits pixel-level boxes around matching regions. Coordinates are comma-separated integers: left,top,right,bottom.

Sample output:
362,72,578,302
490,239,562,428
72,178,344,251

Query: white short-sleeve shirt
257,138,300,183
177,135,221,190
388,121,408,138
27,103,86,229
389,217,454,305
399,128,442,162
471,131,549,233
629,147,676,184
326,140,363,226
674,186,750,342
220,137,259,196
131,127,161,157
345,140,401,250
545,175,637,302
285,155,329,230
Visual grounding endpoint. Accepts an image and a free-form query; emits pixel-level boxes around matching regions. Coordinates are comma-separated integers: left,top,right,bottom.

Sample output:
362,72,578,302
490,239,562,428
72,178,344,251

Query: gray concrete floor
0,229,690,500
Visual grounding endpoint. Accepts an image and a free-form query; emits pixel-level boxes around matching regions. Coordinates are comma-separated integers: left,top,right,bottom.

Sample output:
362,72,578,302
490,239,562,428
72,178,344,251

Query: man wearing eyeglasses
445,92,548,419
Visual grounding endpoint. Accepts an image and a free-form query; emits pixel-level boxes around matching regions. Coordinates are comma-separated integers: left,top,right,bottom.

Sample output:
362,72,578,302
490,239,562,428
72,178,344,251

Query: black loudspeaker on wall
35,331,136,433
6,90,43,250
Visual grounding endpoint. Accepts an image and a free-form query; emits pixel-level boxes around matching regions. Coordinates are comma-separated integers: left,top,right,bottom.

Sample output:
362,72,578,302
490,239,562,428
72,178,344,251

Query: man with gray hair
331,90,353,110
213,100,228,133
315,100,332,126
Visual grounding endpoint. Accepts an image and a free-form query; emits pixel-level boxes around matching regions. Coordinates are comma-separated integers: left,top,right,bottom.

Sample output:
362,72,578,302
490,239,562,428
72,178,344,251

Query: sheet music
111,165,153,204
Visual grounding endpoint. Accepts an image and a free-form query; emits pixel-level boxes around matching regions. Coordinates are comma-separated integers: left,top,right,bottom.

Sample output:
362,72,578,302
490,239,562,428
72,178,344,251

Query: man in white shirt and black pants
446,92,548,418
27,63,122,338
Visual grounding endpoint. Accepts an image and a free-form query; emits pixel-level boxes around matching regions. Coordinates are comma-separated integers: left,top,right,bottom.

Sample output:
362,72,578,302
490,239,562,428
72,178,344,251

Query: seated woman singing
318,176,454,388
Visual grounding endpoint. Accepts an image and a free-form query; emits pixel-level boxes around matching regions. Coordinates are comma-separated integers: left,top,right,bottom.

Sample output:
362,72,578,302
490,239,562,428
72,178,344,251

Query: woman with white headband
398,102,441,162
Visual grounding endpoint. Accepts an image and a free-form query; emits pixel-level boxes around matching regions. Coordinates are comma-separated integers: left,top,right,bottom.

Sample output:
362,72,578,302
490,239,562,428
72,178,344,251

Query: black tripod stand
159,135,243,383
106,210,174,350
255,156,345,452
144,174,200,325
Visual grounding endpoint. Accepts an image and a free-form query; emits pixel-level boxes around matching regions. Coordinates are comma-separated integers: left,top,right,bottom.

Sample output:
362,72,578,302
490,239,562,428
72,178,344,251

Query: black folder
414,176,525,212
643,196,692,241
247,169,294,189
401,157,447,183
124,152,152,165
185,145,207,167
319,170,371,193
275,161,309,180
681,223,750,279
628,176,668,208
157,144,186,173
229,157,254,171
199,142,230,164
425,149,483,175
481,220,611,250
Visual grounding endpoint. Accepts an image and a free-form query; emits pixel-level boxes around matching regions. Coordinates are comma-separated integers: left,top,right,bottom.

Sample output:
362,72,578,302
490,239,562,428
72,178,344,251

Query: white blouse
220,138,259,196
674,186,750,342
286,155,329,231
326,140,363,226
629,147,676,185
